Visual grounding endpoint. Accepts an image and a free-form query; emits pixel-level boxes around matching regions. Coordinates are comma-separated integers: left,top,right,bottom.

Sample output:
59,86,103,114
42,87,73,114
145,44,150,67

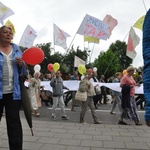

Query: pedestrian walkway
0,116,150,150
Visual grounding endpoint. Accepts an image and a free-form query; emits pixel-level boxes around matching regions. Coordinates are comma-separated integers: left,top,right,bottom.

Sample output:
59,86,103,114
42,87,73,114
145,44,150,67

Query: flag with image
126,27,140,59
0,2,14,25
53,24,70,50
103,14,118,38
5,20,15,35
19,25,37,48
133,15,145,31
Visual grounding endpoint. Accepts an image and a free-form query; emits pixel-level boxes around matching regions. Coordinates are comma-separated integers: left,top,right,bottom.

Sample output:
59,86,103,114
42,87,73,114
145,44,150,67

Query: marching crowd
27,65,145,126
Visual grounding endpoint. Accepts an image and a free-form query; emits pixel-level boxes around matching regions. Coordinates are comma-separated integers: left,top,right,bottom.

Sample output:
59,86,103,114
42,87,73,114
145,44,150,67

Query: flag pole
142,0,147,12
66,32,77,54
53,23,56,54
123,31,129,41
89,43,95,63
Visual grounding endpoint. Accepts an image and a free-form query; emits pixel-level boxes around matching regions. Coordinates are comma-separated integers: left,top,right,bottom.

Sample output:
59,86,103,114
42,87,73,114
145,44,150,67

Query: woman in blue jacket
0,26,27,150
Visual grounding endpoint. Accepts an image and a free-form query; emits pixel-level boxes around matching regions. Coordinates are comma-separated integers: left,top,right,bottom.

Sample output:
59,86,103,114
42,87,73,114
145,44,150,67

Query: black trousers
93,94,100,107
136,94,145,109
0,93,22,150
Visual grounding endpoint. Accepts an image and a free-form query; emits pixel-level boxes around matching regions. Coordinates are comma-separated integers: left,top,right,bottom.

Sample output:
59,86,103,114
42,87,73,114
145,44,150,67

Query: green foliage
63,46,88,74
93,50,119,79
109,40,132,71
93,40,132,79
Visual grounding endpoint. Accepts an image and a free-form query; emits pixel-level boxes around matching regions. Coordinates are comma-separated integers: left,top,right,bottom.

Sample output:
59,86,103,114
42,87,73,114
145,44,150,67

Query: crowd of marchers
26,66,144,126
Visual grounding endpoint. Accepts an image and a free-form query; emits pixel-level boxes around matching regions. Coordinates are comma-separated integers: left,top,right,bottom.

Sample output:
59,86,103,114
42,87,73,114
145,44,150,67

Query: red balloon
22,47,44,65
47,63,53,72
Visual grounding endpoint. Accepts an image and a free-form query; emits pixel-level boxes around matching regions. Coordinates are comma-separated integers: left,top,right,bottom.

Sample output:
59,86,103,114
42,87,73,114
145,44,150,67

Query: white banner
77,14,109,40
19,25,37,48
74,55,85,67
25,81,143,94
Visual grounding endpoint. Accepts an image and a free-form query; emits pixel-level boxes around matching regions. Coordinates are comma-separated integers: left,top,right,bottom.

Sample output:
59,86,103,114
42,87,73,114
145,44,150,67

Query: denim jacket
0,43,27,100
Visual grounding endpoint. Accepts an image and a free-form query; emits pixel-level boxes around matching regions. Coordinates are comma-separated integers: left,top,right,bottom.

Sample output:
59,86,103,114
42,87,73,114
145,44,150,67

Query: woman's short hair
127,66,135,72
0,25,13,34
33,72,41,77
115,72,122,77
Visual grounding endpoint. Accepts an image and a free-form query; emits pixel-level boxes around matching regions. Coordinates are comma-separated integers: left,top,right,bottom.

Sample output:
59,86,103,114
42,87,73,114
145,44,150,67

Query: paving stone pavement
0,114,150,150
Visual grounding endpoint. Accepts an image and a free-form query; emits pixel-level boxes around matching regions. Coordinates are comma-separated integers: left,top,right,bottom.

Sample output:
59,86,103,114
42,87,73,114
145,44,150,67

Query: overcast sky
1,0,149,68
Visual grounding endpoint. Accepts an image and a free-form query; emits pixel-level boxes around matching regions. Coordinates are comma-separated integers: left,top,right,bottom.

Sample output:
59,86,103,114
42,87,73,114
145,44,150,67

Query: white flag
19,25,37,48
77,14,109,40
126,27,140,59
54,24,70,50
0,2,15,25
74,55,85,67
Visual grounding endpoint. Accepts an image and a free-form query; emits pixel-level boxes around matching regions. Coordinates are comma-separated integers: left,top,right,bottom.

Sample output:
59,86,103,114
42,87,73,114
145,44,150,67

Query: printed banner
77,14,109,40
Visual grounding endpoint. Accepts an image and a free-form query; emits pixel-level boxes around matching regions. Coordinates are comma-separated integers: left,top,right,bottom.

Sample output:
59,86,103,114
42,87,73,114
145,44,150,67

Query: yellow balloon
53,62,60,72
78,65,86,75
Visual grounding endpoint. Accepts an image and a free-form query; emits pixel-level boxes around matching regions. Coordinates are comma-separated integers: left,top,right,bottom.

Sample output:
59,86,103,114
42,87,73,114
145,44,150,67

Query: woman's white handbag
75,90,87,101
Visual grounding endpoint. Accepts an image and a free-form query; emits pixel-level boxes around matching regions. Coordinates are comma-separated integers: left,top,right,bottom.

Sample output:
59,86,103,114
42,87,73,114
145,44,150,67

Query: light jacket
112,78,121,96
0,43,27,100
79,78,95,97
50,77,68,97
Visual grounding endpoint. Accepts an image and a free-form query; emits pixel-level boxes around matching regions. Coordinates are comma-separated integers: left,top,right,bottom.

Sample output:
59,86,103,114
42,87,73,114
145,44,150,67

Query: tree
93,50,119,79
93,40,132,79
63,46,88,74
108,40,132,71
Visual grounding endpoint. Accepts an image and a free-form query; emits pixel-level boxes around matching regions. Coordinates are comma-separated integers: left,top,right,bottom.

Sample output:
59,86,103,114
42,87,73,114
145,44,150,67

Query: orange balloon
123,70,127,76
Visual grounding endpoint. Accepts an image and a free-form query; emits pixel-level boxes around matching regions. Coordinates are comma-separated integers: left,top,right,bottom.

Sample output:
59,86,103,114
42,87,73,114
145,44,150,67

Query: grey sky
1,0,149,68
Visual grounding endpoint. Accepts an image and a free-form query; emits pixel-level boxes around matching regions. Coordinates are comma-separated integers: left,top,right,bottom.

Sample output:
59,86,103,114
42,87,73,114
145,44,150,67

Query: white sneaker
61,115,69,120
52,115,57,120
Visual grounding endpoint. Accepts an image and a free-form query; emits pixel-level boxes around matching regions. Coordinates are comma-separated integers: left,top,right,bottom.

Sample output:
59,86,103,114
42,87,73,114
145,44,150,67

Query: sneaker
110,112,116,115
52,115,57,120
35,112,40,117
135,122,143,126
94,121,102,124
118,120,127,125
61,115,69,120
80,121,87,124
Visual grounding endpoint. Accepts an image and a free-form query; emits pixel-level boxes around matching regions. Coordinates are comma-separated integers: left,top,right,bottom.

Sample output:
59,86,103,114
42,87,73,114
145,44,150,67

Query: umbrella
19,75,34,136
